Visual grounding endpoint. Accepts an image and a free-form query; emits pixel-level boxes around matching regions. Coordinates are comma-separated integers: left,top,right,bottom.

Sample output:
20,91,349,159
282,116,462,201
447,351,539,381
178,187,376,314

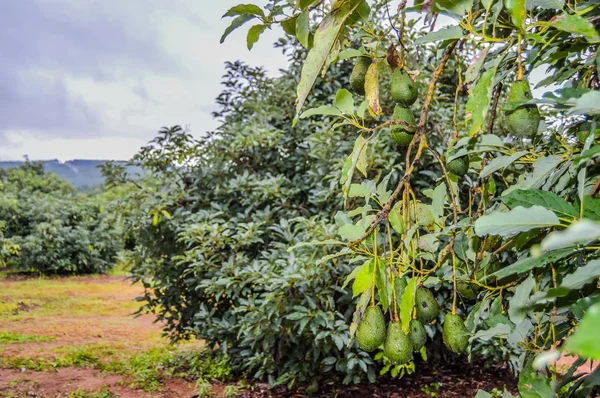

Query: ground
0,273,519,397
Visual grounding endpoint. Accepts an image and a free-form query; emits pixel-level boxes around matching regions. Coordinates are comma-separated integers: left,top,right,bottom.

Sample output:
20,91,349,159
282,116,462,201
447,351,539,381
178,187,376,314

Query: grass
0,331,54,344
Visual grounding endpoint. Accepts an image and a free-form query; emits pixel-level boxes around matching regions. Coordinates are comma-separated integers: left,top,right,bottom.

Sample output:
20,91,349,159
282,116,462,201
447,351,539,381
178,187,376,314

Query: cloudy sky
0,0,289,161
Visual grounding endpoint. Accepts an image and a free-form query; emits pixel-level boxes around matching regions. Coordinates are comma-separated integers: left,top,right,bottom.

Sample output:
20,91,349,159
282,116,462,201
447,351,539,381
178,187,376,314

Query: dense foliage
220,0,600,396
0,162,121,274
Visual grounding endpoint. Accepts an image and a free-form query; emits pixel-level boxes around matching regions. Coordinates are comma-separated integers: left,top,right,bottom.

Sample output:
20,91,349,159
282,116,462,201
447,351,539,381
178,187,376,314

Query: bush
0,162,121,275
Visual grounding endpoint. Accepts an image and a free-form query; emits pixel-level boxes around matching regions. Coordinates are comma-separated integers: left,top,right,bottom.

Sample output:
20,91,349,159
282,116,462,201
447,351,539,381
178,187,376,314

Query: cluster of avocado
355,279,469,363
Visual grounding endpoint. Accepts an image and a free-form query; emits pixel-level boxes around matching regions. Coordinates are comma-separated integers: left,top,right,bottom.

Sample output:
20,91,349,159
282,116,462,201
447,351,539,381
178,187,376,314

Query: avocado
350,56,371,95
447,155,469,177
443,313,470,354
415,287,439,323
457,281,478,300
391,68,418,106
483,235,503,252
356,306,386,352
390,105,416,146
408,319,427,351
383,321,412,364
506,80,540,138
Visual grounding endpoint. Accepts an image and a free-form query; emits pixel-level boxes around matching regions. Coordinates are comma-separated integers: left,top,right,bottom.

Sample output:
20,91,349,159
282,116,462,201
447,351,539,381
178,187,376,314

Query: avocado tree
223,0,600,395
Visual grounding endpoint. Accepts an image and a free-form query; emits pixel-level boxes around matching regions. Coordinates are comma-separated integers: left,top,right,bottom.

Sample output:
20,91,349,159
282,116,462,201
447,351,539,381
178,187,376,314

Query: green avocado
391,68,418,106
415,287,439,323
383,321,412,364
356,306,386,352
390,105,416,146
350,56,371,95
443,313,470,354
447,155,469,177
457,281,478,300
506,80,540,138
408,319,427,351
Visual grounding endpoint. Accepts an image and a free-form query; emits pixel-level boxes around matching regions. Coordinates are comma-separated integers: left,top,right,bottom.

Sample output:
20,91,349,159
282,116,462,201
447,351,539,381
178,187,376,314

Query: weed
223,384,241,397
420,382,442,397
195,380,213,397
67,385,116,398
0,330,54,344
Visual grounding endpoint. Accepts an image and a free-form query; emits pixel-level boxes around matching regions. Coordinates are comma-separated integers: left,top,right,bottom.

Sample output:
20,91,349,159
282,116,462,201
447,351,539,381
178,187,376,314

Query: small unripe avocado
506,80,540,138
443,313,470,354
391,68,418,106
390,105,416,146
457,281,478,300
447,156,469,177
409,319,427,351
356,306,386,352
415,287,439,323
383,321,412,364
350,56,371,95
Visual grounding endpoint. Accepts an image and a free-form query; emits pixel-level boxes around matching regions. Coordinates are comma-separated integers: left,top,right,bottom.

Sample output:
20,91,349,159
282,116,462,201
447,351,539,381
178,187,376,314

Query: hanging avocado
408,319,427,351
391,68,418,106
356,306,386,352
446,155,469,177
350,56,371,95
383,321,412,364
443,313,470,354
390,105,416,146
457,281,479,300
505,80,540,138
415,287,439,323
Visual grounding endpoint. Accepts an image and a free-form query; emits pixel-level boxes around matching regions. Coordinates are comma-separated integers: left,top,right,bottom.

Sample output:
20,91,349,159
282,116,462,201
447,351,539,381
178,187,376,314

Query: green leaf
343,261,365,289
480,151,529,178
294,2,359,121
335,89,354,114
503,155,563,195
505,0,526,30
316,248,353,266
296,11,310,48
352,259,373,297
339,224,365,241
299,105,343,119
569,91,600,115
415,25,464,44
288,239,346,251
583,196,600,220
518,361,555,398
465,47,490,84
389,202,405,235
220,14,255,44
550,14,600,42
375,259,389,313
400,277,417,334
466,68,496,137
509,275,535,324
474,206,560,237
222,4,265,18
501,189,578,218
471,323,511,342
247,24,267,50
348,183,371,198
541,220,600,251
488,247,578,280
299,0,320,9
548,259,600,297
564,302,600,360
364,61,381,116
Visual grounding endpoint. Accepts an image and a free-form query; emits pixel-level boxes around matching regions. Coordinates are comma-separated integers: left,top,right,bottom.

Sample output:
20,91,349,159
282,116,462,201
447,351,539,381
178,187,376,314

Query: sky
0,0,289,161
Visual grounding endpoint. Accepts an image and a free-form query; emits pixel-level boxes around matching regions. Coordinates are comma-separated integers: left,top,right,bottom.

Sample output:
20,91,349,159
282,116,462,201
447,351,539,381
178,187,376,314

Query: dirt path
0,275,200,397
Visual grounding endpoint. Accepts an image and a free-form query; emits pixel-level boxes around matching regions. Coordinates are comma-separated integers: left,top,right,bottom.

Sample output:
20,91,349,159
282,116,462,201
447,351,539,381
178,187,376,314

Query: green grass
0,331,54,344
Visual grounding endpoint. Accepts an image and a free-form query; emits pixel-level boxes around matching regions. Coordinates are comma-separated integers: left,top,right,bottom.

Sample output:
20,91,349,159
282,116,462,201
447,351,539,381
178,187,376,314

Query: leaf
299,105,343,119
503,155,563,195
223,4,264,18
550,14,600,42
480,151,529,178
518,361,555,398
431,183,446,221
488,247,578,280
352,259,373,297
335,89,354,114
339,224,365,241
474,206,560,237
247,24,267,50
364,61,381,116
375,259,389,313
509,275,535,324
541,220,600,251
348,183,371,198
465,47,490,84
505,0,526,31
415,25,464,44
502,189,578,218
294,2,358,122
296,11,311,48
471,324,511,342
569,91,600,115
400,277,417,334
220,14,255,44
466,68,496,137
549,259,600,297
583,196,600,220
531,0,562,9
389,202,404,235
342,261,365,289
564,302,600,360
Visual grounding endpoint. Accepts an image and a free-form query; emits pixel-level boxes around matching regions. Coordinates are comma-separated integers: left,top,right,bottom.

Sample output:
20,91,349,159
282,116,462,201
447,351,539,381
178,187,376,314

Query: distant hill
0,159,140,189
